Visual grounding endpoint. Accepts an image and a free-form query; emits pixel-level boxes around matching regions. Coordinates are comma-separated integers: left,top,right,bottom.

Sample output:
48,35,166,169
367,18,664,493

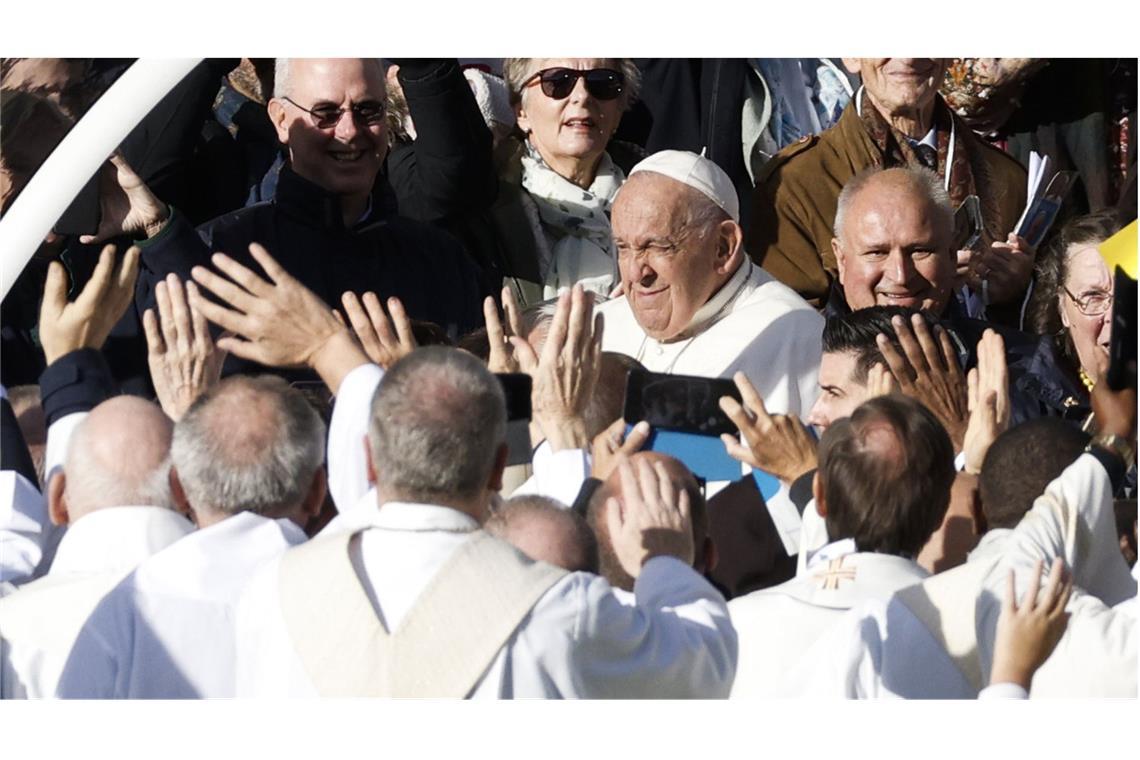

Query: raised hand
972,233,1036,306
865,362,898,398
341,292,416,370
605,457,695,578
719,371,817,485
38,244,140,365
877,313,969,452
79,153,170,244
143,274,225,421
989,558,1073,690
188,242,367,394
963,329,1010,475
484,286,524,374
591,418,651,481
509,285,603,451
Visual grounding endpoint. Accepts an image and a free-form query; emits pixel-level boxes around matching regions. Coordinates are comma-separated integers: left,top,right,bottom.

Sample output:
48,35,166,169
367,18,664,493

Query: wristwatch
1086,433,1136,466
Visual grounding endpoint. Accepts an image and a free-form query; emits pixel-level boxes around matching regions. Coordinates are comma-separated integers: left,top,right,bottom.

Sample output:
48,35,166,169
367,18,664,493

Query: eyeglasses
1064,287,1113,316
522,68,625,101
281,96,386,129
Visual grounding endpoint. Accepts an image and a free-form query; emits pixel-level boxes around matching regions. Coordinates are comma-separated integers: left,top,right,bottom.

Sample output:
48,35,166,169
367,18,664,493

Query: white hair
273,58,386,100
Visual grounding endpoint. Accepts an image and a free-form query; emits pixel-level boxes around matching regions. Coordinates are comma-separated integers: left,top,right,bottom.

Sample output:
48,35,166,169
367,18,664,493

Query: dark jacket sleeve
386,59,497,222
37,348,118,427
133,206,213,318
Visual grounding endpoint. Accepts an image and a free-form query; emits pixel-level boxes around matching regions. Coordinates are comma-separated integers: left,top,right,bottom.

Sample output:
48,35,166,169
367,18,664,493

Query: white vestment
55,511,306,698
598,259,823,552
786,453,1138,698
0,506,193,698
235,501,737,698
728,538,928,697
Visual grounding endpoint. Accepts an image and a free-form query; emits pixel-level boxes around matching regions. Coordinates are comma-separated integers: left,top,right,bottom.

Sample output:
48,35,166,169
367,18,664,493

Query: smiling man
748,58,1028,326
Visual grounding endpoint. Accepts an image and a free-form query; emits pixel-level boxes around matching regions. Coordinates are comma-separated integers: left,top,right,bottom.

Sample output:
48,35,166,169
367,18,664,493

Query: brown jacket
747,98,1028,314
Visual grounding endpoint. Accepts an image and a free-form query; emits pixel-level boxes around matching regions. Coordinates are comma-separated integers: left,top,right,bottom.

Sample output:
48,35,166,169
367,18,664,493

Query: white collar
678,258,754,340
804,537,857,570
49,506,194,577
367,501,481,533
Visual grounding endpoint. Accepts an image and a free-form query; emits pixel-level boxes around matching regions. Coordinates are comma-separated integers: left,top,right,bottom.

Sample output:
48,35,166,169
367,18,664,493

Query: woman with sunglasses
501,58,642,300
1028,210,1123,423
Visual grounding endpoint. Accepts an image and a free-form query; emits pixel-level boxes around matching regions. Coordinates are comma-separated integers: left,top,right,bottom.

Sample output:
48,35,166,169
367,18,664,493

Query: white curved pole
1,58,203,300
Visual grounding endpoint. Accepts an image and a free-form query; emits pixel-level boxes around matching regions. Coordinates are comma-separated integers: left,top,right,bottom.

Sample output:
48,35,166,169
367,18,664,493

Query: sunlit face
1059,243,1113,379
807,350,874,431
515,58,624,177
834,175,955,315
612,174,738,341
269,58,388,199
843,58,948,118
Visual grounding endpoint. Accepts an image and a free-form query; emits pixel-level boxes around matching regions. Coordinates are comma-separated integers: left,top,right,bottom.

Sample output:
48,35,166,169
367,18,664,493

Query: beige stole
278,529,568,697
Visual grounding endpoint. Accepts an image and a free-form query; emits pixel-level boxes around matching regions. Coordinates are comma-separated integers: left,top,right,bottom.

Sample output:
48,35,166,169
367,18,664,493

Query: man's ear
487,443,509,493
363,435,377,486
169,467,193,520
266,98,291,145
812,470,827,518
48,471,69,526
841,59,862,76
300,467,328,520
715,220,745,274
832,237,848,285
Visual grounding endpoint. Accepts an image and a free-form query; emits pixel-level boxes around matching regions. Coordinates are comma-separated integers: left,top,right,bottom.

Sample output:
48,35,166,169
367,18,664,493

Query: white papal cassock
728,537,929,697
0,506,193,698
55,511,306,698
779,453,1138,698
233,501,737,698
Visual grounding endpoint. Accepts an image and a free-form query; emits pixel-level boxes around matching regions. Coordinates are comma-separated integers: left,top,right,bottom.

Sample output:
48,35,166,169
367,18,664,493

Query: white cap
627,149,740,223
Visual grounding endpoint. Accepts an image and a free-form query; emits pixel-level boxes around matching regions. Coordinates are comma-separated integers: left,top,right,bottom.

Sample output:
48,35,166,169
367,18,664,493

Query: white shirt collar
367,501,481,533
804,537,857,570
50,506,194,577
678,258,754,339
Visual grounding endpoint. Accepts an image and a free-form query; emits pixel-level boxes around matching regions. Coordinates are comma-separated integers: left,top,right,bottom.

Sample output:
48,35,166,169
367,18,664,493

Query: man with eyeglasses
88,58,487,381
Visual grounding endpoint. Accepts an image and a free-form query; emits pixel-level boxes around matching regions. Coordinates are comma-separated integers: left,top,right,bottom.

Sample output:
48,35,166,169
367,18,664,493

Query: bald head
486,496,598,573
57,396,174,523
586,452,711,591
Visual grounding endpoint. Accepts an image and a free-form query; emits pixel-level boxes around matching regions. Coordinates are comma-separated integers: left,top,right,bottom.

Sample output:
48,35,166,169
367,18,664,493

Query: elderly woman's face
516,58,623,179
1059,243,1113,380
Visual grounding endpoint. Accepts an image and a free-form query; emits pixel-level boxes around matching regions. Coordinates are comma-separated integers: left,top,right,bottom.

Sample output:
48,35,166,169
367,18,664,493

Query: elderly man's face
843,58,948,118
833,176,955,315
806,350,874,431
269,59,388,199
613,174,738,341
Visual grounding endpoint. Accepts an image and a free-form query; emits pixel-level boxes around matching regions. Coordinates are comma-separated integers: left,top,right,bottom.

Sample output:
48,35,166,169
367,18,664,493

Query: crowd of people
0,56,1136,700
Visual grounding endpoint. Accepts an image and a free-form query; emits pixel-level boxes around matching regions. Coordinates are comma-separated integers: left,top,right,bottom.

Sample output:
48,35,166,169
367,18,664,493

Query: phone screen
622,370,741,437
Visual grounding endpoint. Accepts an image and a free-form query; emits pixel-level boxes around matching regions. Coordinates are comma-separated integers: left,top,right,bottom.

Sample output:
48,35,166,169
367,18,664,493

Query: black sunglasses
522,67,625,101
282,96,386,130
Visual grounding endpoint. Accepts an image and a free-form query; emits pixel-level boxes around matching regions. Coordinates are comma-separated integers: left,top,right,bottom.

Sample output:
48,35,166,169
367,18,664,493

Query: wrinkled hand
606,457,695,578
189,242,367,394
484,287,524,374
38,244,140,365
341,292,416,370
878,314,969,452
79,153,170,244
510,285,603,451
143,274,225,421
591,418,651,481
963,329,1011,474
972,233,1036,305
719,371,817,484
990,558,1073,690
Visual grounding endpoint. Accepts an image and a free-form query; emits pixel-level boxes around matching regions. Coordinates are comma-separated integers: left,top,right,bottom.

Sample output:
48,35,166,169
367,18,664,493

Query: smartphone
952,195,982,252
622,369,744,483
496,373,533,466
1106,266,1136,392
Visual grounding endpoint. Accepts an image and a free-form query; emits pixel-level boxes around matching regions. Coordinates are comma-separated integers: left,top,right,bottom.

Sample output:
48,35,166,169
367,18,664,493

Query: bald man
729,395,954,697
0,396,194,698
587,451,717,593
485,495,599,573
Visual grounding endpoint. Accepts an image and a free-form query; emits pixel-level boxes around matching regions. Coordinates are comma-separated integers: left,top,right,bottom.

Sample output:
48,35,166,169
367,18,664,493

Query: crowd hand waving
484,286,524,374
188,242,367,395
972,233,1036,305
963,329,1010,475
990,558,1073,690
605,457,695,579
340,292,416,370
877,314,969,452
142,274,225,421
38,244,140,365
510,284,603,452
591,418,651,481
79,153,170,245
718,371,817,485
